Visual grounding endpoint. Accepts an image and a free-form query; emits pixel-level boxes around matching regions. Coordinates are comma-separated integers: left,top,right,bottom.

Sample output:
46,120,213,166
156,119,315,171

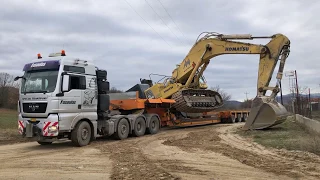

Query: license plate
30,118,36,122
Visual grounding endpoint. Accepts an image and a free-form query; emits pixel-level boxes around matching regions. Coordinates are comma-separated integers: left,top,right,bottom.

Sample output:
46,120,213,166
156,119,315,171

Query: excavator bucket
243,96,289,130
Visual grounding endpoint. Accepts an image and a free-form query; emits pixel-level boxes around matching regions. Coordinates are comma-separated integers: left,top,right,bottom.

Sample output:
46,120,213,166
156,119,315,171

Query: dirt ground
1,123,320,180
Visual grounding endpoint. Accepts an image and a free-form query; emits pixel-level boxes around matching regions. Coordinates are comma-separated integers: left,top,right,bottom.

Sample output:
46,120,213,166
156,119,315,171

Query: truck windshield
21,70,59,93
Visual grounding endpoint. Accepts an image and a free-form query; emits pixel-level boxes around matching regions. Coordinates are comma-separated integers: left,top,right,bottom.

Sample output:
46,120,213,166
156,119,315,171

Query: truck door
60,74,86,111
58,73,86,131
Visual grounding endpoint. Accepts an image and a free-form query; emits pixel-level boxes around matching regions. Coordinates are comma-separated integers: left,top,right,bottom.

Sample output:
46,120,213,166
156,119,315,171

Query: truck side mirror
62,75,70,92
14,76,25,81
14,76,20,81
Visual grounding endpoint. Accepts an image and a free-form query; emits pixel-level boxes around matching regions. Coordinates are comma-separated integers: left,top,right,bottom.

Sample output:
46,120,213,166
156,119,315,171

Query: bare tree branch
210,85,231,102
0,72,18,109
108,87,123,93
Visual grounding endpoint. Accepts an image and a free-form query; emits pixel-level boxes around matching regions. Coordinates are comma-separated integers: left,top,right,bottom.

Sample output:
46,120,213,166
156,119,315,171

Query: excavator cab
140,78,153,87
199,76,208,89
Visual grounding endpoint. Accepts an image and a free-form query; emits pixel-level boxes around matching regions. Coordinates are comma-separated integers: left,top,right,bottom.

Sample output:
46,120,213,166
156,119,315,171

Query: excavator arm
146,33,290,99
144,32,290,130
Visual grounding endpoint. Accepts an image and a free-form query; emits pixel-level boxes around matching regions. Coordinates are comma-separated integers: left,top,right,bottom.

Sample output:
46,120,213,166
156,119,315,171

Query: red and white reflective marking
43,122,59,136
18,120,25,135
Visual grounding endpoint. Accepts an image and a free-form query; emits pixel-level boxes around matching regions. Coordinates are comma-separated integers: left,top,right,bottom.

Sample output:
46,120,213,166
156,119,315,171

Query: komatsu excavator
144,32,291,130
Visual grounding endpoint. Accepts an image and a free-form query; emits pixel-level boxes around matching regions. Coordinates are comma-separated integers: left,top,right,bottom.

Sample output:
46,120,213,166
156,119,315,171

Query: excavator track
172,89,223,113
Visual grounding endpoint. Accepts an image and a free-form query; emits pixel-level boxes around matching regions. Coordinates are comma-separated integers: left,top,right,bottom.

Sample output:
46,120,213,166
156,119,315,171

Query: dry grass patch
238,117,320,156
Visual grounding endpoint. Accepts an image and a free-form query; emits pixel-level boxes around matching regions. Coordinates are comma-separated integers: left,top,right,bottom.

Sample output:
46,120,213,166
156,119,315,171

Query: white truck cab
17,51,103,145
17,50,160,146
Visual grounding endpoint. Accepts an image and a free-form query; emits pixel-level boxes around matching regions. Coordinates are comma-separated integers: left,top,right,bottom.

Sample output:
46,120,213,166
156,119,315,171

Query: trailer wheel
114,118,130,140
242,114,247,122
133,117,146,137
229,115,236,123
37,141,52,145
236,116,241,123
147,116,160,134
71,121,92,147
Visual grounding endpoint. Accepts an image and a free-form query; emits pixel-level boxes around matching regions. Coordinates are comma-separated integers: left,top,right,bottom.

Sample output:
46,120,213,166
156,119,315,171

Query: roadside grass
0,108,18,129
238,116,320,156
0,108,29,144
312,110,320,122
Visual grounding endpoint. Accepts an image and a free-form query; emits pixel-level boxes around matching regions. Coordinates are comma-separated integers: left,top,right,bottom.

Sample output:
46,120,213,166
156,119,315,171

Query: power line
145,0,183,44
156,0,186,39
124,0,172,48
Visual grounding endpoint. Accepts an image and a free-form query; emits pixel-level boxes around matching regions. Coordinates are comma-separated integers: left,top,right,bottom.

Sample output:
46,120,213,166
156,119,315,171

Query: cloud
0,0,319,101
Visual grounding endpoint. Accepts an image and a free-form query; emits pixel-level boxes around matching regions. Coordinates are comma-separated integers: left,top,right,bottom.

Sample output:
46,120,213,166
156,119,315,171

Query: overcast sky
1,0,319,101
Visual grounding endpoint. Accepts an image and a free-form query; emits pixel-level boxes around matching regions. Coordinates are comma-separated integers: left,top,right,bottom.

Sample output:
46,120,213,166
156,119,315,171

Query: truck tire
147,116,160,134
133,117,146,137
37,141,52,145
220,118,225,123
114,118,130,140
71,121,92,147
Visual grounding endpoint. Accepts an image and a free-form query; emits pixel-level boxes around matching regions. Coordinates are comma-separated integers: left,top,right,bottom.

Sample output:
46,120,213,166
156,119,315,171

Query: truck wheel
37,141,52,145
114,118,130,140
71,121,92,147
133,117,146,137
220,118,225,123
147,116,160,134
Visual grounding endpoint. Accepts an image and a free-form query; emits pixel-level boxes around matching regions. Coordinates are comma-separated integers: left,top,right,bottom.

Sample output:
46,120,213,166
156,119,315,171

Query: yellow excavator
144,32,291,130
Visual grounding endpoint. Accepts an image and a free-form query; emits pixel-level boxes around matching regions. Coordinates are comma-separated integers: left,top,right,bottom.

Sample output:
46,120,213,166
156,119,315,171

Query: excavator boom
144,32,290,130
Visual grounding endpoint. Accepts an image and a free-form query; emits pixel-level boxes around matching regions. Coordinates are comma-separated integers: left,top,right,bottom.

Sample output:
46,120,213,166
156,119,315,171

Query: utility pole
244,92,249,101
309,88,312,118
295,70,301,114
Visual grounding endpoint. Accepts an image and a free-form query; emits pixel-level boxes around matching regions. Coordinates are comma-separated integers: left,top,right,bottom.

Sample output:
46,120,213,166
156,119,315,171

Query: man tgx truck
16,50,166,146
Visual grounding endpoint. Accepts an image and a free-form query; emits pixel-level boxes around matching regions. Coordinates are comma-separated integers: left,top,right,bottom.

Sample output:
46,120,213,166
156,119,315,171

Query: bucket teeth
172,90,223,113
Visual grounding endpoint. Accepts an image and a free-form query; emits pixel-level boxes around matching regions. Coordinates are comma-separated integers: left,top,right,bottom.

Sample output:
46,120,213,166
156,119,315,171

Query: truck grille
23,103,47,113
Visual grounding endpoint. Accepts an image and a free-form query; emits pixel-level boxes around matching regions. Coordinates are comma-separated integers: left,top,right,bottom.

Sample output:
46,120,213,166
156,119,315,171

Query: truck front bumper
18,114,59,138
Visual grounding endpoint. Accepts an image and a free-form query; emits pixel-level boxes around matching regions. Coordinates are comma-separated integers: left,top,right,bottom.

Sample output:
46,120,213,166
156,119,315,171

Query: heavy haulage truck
16,32,291,146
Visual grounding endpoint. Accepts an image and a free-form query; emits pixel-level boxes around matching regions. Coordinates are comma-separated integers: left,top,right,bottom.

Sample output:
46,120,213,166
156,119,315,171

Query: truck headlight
48,126,58,133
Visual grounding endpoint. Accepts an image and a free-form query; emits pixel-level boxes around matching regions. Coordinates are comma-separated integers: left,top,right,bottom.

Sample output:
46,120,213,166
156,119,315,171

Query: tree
241,99,253,109
0,73,13,87
0,73,19,109
108,87,123,93
210,85,231,102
